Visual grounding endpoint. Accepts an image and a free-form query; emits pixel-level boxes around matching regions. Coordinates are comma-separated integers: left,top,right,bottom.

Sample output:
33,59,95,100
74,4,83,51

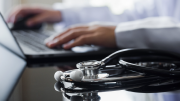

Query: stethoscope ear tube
119,60,180,78
101,49,180,66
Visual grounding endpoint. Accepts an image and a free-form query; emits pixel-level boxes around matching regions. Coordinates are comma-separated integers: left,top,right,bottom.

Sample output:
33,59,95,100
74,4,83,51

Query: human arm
54,0,179,28
7,6,62,26
46,17,180,54
46,24,117,49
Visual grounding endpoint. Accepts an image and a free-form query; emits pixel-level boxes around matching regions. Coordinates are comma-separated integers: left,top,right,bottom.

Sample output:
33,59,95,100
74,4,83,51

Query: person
7,0,180,54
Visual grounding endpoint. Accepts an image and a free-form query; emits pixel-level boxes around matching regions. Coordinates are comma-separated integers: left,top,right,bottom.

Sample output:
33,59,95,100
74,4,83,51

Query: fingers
44,26,89,45
46,29,93,48
53,26,89,39
26,13,49,26
7,6,43,23
27,10,62,26
63,34,95,49
45,25,117,49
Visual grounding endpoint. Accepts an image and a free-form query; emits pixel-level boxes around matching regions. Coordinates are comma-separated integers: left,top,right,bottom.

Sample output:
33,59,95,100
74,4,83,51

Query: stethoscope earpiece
54,70,83,82
54,71,63,81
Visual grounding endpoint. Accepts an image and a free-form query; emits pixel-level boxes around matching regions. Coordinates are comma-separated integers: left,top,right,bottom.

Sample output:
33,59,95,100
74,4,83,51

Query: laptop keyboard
12,30,62,52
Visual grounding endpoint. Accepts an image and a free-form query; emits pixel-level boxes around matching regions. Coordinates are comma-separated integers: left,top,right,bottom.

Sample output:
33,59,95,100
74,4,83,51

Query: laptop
2,14,118,64
0,16,27,99
0,13,26,101
0,42,26,101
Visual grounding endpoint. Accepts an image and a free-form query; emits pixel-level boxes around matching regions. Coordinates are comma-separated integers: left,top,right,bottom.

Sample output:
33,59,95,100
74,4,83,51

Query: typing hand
7,5,62,26
45,25,117,49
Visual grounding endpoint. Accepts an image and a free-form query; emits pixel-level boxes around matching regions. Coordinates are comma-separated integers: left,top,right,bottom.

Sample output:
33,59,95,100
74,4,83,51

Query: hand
45,25,117,49
7,5,62,26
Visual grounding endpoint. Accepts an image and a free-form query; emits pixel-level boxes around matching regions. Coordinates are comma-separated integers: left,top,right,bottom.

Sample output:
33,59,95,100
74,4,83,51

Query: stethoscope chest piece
76,60,104,79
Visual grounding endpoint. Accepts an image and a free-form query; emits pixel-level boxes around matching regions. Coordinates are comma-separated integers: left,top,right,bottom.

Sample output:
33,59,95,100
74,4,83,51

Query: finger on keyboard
44,33,60,44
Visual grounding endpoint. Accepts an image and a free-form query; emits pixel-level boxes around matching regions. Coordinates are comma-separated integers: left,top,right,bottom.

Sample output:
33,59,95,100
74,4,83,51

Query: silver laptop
0,15,26,100
0,45,26,101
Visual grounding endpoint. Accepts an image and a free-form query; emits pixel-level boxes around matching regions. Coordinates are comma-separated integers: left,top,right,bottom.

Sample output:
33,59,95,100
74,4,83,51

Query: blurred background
0,0,140,17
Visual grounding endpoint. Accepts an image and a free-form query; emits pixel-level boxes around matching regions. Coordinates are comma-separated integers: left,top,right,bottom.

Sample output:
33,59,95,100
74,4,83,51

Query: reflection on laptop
0,45,26,101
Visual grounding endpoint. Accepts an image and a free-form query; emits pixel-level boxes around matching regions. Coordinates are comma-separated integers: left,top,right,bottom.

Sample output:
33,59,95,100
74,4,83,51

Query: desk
9,67,151,101
8,65,180,101
9,67,62,101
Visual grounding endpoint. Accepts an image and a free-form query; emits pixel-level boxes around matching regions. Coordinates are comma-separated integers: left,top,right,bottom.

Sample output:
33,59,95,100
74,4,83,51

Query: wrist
52,10,62,22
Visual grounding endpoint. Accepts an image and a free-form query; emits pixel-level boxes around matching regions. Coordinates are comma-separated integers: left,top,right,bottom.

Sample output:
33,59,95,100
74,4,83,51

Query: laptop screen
0,13,26,101
0,14,25,59
0,45,26,101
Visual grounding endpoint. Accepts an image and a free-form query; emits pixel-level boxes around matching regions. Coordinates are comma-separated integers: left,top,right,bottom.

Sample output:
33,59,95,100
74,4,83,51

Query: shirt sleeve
115,17,180,53
53,6,115,30
53,0,178,29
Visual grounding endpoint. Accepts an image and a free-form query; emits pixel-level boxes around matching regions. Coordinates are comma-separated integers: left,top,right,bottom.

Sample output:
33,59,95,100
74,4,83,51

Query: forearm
59,7,115,27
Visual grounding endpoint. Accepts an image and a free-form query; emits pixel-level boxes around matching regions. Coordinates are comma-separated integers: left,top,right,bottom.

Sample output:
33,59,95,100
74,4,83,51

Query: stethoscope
54,49,180,93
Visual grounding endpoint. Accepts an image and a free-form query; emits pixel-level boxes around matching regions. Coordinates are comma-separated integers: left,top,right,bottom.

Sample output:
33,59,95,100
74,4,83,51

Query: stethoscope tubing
127,80,180,93
60,77,172,93
120,60,180,78
101,49,180,65
100,49,180,78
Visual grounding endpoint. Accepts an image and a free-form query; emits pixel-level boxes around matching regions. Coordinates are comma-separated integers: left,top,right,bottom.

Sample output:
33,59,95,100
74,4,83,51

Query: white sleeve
52,0,180,32
53,0,179,29
115,17,180,53
53,6,115,29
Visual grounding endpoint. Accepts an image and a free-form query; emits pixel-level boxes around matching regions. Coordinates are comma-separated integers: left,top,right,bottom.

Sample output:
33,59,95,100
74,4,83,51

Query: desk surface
9,66,180,101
